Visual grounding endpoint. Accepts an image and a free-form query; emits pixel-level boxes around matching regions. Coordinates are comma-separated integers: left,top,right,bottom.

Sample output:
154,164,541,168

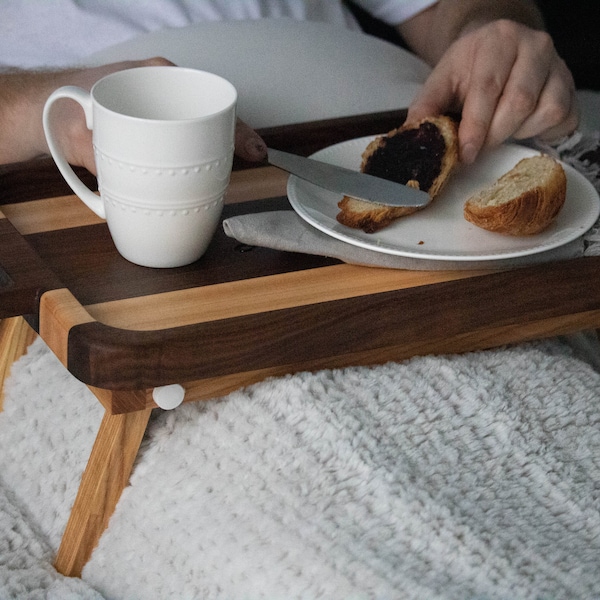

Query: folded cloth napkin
224,133,600,271
223,210,583,270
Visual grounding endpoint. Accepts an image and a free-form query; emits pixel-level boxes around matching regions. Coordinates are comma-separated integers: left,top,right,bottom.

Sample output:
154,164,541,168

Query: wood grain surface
57,256,600,391
0,211,63,319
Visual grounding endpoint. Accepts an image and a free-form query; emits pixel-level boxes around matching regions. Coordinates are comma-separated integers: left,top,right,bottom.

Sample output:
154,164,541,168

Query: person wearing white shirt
0,0,578,172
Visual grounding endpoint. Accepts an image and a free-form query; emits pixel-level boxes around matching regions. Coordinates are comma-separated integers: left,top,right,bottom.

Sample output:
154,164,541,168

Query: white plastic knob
152,384,185,410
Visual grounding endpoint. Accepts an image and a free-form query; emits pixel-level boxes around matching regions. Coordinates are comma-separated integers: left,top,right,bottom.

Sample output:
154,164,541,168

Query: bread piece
463,154,567,236
336,116,459,233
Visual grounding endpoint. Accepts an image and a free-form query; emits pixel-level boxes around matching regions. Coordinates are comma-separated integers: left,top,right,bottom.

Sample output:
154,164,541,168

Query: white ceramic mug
43,66,237,268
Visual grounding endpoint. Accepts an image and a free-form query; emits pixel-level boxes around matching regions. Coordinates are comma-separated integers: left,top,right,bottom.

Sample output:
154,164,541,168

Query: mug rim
90,65,238,123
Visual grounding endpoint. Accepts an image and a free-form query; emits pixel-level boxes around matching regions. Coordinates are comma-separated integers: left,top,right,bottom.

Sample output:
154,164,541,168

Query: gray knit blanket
1,334,600,599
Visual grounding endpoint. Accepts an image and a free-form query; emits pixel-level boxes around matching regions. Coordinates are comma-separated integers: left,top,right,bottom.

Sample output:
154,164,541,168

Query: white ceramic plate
287,138,600,261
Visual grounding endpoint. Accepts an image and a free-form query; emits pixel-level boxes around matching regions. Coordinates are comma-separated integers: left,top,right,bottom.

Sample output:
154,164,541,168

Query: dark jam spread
363,122,445,192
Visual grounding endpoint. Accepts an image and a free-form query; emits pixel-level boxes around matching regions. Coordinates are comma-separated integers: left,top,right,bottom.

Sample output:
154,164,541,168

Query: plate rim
287,137,600,262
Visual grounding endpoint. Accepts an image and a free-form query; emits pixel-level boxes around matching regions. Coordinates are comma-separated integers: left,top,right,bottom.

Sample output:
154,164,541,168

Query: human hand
406,20,578,164
42,58,266,173
43,58,174,173
235,118,267,163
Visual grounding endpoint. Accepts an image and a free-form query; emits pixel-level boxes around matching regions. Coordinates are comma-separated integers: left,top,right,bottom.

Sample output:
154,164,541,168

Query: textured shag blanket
1,334,600,599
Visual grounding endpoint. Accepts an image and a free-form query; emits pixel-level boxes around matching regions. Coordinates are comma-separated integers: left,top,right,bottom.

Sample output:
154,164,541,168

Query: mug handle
42,86,106,219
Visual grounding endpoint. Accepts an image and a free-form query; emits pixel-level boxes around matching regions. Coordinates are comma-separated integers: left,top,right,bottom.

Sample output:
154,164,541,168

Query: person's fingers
531,100,579,143
511,58,578,141
44,59,173,168
479,29,577,147
79,134,97,175
453,25,525,163
74,57,176,92
407,74,458,126
481,37,551,148
408,21,579,165
409,23,516,163
234,118,267,162
140,56,175,67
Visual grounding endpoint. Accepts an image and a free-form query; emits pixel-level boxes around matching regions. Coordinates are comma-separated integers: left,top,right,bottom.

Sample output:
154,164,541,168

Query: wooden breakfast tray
4,109,600,577
3,109,600,411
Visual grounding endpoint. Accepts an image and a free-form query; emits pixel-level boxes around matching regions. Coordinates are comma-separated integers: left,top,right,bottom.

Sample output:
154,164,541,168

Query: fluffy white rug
1,334,600,599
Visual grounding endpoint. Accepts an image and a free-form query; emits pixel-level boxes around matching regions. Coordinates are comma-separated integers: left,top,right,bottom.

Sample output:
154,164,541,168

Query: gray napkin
223,210,583,270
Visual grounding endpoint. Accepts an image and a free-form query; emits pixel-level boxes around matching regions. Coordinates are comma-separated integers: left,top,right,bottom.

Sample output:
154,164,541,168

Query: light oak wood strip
39,288,95,367
54,404,152,578
2,166,286,236
225,166,288,204
83,264,490,331
0,316,37,410
1,195,104,235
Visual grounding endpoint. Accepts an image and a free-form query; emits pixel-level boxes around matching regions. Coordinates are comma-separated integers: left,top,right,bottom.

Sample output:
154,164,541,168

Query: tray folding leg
53,395,153,578
0,316,37,410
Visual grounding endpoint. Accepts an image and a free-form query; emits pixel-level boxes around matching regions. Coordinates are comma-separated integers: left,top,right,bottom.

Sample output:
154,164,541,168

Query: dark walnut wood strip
0,159,98,205
0,216,63,319
64,256,600,390
255,108,407,157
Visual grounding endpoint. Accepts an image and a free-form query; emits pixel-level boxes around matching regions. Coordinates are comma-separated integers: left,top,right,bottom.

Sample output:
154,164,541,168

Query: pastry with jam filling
336,116,459,233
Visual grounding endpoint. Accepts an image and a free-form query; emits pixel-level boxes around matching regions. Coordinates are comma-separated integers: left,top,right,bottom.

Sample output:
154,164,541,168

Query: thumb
234,118,267,162
406,72,458,125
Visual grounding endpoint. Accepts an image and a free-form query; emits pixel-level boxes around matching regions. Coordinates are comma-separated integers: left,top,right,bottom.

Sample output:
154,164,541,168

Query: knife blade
267,147,430,208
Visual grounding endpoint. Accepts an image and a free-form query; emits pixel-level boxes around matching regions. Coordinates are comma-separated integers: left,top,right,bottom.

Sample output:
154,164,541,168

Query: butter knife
267,147,430,208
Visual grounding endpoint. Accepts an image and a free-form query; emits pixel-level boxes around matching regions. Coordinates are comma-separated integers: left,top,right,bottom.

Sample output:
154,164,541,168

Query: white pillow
87,18,431,128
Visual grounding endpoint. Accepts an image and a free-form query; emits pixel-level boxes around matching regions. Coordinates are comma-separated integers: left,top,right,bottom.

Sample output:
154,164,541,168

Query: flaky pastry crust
336,116,459,233
463,155,567,236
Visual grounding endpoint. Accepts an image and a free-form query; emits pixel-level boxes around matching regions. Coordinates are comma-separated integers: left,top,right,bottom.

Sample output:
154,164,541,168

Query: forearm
398,0,545,65
0,60,171,167
0,68,74,164
1,58,267,171
0,59,174,169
